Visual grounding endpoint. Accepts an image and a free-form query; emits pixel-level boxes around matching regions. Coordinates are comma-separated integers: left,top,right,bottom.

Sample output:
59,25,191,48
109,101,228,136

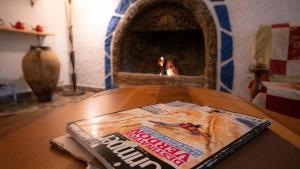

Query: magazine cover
66,101,271,169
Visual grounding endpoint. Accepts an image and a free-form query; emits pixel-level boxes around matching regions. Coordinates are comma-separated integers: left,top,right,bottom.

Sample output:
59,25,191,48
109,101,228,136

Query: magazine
49,134,105,169
66,101,271,169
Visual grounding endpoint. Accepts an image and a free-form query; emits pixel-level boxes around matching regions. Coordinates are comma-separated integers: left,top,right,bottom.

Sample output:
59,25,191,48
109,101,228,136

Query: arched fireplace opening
119,2,205,76
111,0,217,88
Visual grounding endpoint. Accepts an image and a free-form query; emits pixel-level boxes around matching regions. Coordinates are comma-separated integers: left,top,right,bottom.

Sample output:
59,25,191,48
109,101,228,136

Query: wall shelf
0,26,54,36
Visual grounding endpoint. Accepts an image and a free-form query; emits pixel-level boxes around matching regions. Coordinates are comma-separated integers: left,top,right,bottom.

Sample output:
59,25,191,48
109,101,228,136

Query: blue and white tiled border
104,0,234,92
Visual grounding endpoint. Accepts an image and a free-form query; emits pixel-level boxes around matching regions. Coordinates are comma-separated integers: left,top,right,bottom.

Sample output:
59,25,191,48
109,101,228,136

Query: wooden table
0,85,299,169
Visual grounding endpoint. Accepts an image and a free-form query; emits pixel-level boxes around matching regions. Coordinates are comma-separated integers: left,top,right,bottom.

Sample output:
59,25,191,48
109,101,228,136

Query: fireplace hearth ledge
114,72,210,88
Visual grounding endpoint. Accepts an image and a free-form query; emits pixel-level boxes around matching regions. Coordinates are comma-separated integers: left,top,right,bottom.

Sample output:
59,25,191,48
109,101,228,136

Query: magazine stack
54,101,271,169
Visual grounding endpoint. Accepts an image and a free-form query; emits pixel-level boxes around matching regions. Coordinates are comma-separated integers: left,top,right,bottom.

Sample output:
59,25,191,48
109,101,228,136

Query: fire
166,67,176,76
158,57,164,75
166,59,177,76
157,56,178,76
158,57,164,67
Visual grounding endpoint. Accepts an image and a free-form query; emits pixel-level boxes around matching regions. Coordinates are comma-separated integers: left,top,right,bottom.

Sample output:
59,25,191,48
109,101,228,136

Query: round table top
0,85,299,169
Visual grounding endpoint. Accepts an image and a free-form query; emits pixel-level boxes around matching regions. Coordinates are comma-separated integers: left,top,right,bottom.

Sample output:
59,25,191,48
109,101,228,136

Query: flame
166,68,175,76
158,57,164,67
157,56,177,76
166,59,176,76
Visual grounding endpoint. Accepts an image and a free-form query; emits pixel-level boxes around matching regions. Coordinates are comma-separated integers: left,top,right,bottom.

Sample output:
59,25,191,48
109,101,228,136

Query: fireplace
120,29,205,76
111,0,217,88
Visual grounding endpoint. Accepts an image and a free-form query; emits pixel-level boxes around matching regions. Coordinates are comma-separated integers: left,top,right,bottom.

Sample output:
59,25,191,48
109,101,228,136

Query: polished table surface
0,85,299,169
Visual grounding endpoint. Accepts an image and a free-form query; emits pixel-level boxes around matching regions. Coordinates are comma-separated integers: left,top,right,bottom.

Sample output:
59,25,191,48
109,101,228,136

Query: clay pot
22,46,60,102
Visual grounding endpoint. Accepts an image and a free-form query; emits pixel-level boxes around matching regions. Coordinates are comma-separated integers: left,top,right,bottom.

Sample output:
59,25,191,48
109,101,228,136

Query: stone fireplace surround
113,0,217,88
117,2,206,76
105,0,234,92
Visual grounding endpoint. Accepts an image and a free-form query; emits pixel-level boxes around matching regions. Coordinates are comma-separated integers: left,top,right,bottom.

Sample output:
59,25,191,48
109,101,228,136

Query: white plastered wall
72,0,120,89
226,0,300,98
0,0,70,95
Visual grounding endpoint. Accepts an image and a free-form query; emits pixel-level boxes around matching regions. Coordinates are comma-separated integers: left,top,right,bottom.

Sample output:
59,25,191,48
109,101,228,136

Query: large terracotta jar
22,46,60,102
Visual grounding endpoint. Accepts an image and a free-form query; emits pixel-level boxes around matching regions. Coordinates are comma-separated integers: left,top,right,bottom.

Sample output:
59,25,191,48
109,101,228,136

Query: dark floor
0,90,99,118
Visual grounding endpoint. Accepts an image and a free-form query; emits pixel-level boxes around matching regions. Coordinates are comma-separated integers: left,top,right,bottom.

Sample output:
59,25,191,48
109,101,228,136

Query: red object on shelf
32,24,43,32
11,21,26,30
